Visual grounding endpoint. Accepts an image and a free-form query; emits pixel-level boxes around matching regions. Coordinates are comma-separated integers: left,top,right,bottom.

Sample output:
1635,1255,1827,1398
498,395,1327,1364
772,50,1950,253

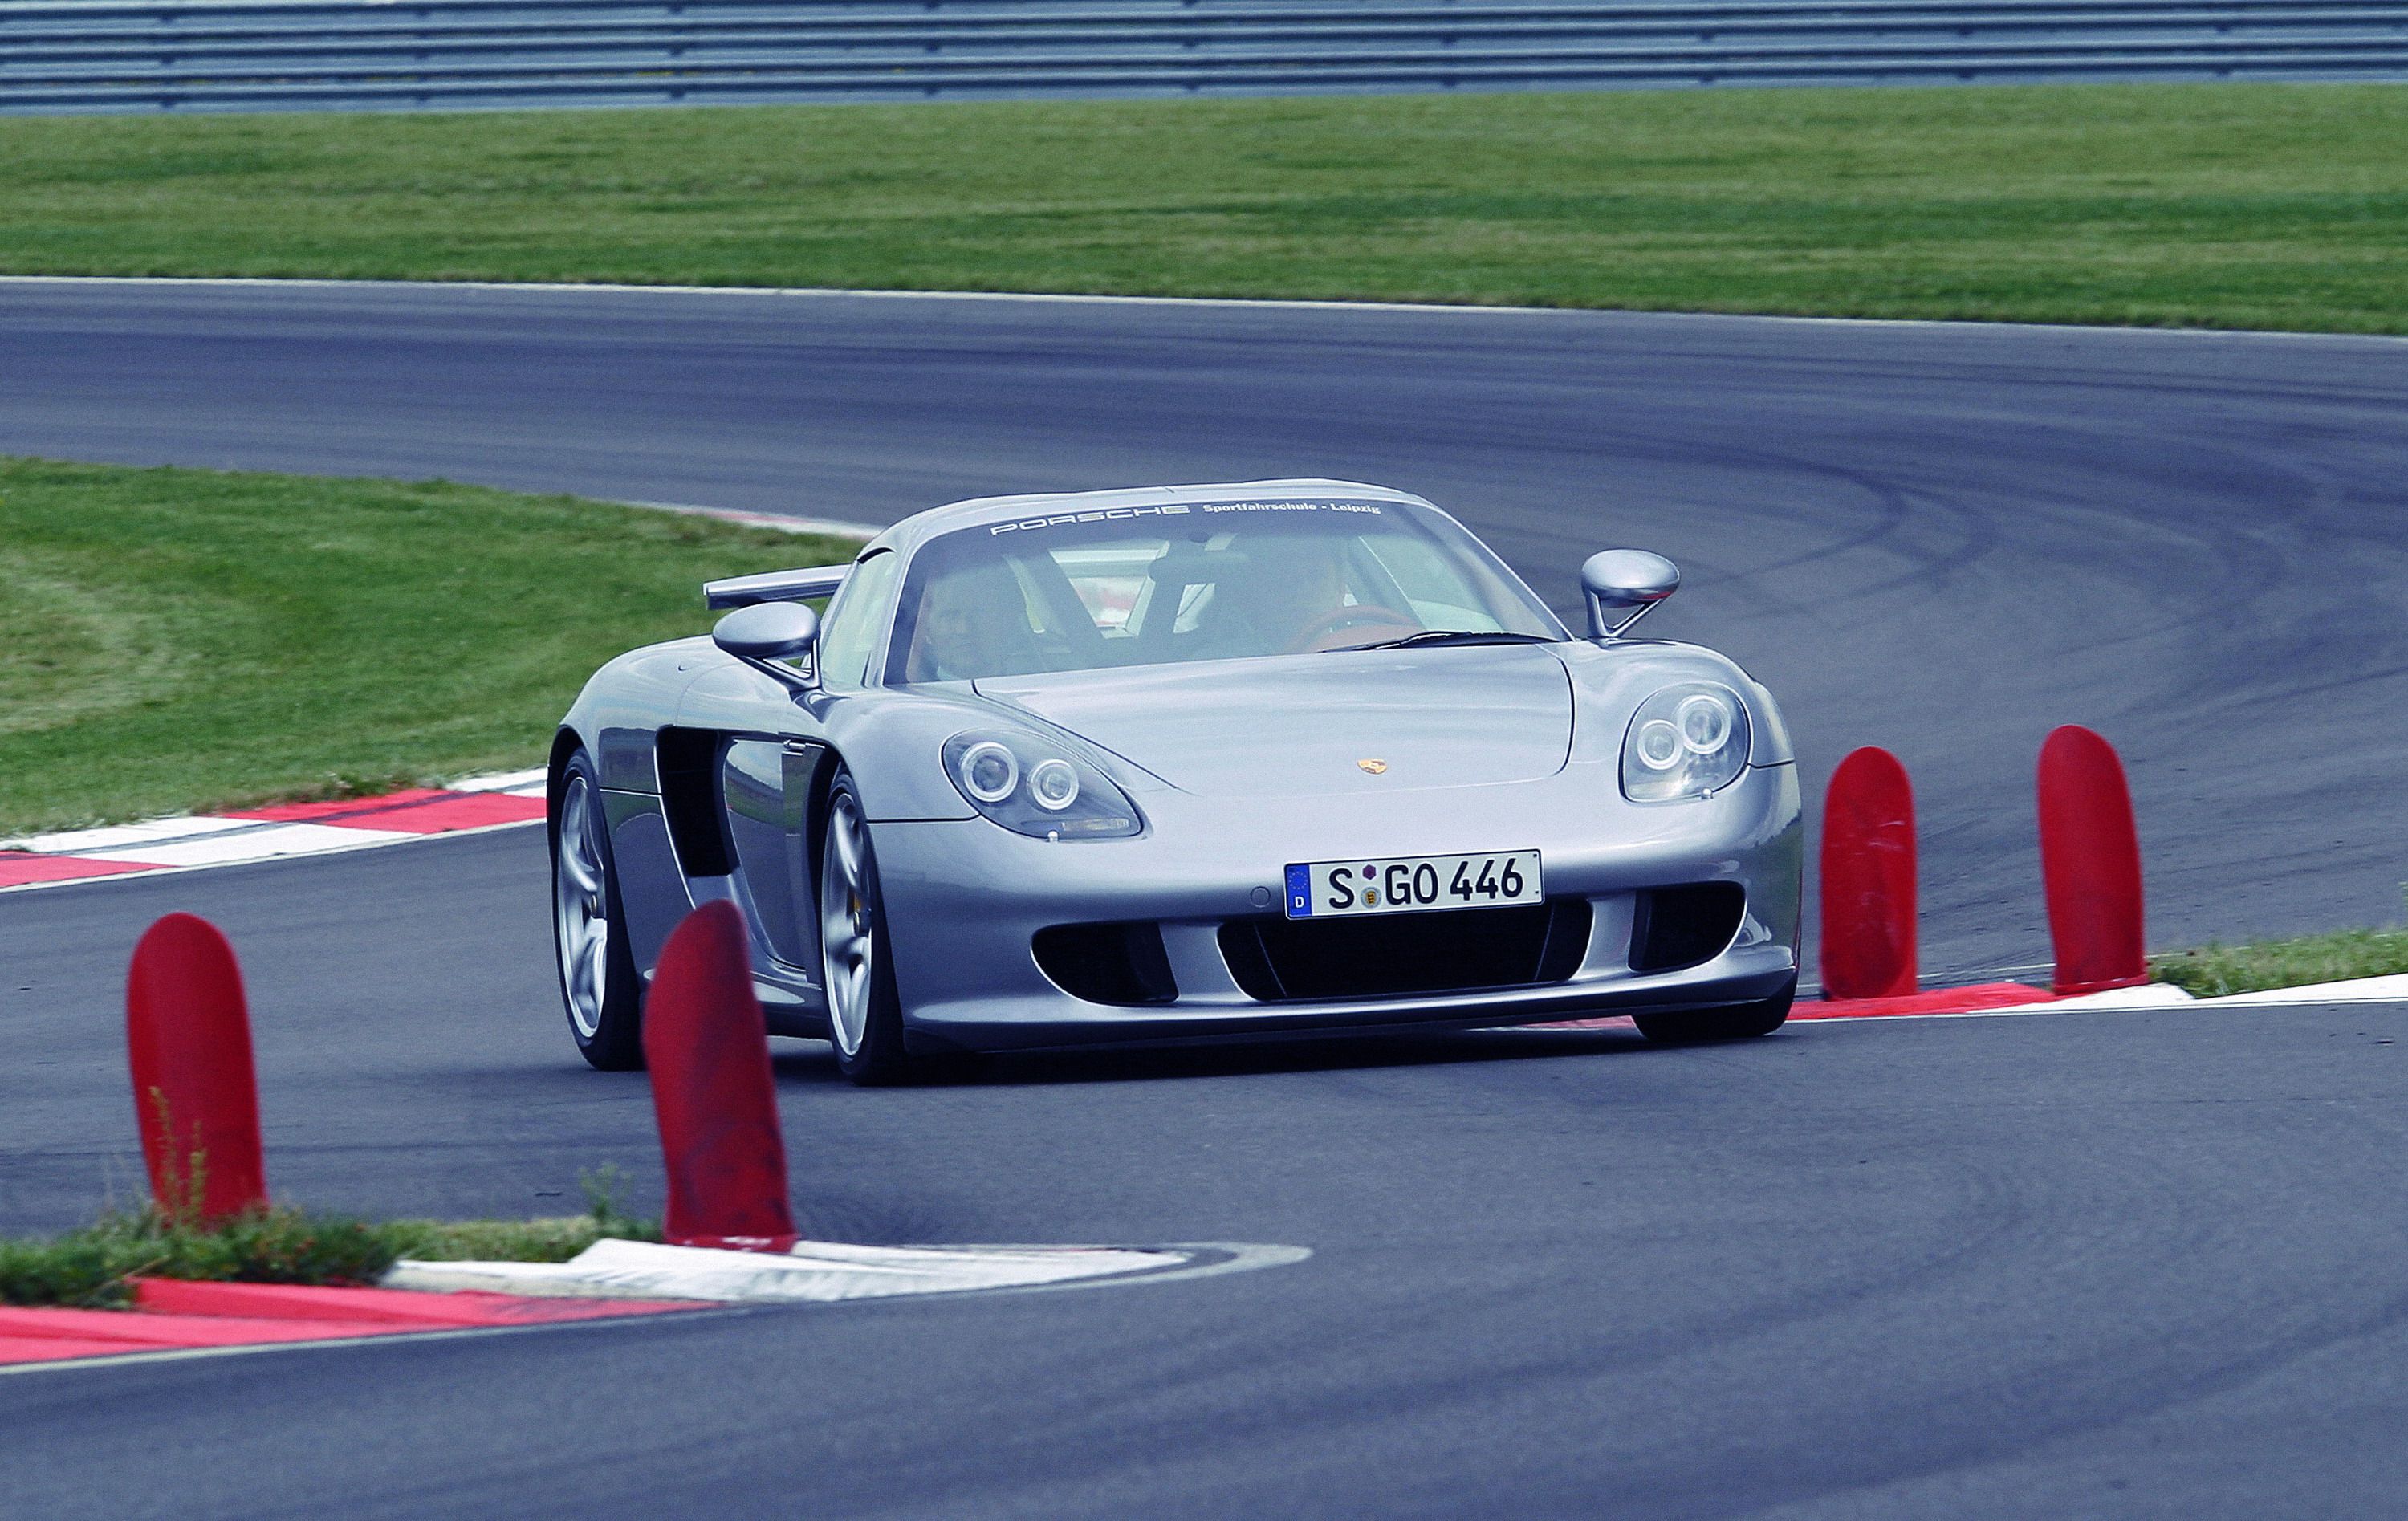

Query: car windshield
886,497,1564,684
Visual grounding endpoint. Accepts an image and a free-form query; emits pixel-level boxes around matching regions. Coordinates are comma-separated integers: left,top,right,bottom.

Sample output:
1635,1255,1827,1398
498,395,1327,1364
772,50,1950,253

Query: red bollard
1819,746,1919,1000
125,914,268,1223
643,901,798,1252
2038,725,2148,995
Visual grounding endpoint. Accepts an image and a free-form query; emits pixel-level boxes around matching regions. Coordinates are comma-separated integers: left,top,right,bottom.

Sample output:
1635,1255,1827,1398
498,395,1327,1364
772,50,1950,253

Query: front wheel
1633,978,1795,1045
818,769,916,1085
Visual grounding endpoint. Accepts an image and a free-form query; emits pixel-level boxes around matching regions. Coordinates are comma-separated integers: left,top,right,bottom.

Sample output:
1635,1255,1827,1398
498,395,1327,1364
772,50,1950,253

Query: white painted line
1978,983,2199,1015
10,815,258,855
2,275,2400,347
386,1237,1304,1304
2204,973,2408,1007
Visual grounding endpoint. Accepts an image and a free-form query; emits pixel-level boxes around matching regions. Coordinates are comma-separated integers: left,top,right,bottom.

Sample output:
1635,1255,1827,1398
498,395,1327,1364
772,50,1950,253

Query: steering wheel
1289,604,1420,653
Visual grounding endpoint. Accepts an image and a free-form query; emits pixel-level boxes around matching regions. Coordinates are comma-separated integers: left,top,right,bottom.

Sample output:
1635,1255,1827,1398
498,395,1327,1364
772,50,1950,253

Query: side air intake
1032,922,1178,1007
1629,884,1747,974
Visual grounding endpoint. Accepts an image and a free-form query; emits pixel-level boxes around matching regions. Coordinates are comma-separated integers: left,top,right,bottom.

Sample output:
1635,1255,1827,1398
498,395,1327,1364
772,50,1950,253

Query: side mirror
714,600,820,664
1580,550,1679,640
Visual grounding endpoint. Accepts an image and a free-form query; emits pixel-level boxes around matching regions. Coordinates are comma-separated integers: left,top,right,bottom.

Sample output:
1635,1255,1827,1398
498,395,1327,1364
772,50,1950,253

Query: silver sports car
550,481,1802,1083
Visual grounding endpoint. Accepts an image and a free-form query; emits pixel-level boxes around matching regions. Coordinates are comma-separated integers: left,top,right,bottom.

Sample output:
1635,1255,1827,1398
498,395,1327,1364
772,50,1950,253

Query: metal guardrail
2,0,2403,113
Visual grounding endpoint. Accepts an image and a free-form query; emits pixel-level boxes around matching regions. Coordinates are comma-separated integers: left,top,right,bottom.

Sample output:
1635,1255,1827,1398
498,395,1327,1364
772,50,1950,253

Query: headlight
1621,683,1751,802
943,731,1141,839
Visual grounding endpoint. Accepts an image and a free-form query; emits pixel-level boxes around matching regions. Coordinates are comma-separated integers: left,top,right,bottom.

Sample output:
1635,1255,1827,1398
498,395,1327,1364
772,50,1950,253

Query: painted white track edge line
1804,980,2408,1023
0,1242,1306,1380
1,275,2401,347
618,498,882,540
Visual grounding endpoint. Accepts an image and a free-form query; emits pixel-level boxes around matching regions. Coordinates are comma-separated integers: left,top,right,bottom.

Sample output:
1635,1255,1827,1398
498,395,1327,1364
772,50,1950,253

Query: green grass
2153,925,2408,998
2,83,2405,330
0,457,854,836
0,1194,661,1310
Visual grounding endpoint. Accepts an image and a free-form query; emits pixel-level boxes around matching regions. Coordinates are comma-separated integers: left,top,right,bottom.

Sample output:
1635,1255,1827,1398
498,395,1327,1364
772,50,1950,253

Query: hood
974,645,1573,798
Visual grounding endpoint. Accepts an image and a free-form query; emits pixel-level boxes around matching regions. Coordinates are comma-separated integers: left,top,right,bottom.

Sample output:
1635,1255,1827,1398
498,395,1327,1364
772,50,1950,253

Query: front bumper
871,763,1804,1053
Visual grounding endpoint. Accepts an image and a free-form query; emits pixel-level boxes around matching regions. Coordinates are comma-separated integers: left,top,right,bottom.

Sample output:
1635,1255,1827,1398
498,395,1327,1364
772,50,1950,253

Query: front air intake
1219,898,1592,1002
1629,884,1747,973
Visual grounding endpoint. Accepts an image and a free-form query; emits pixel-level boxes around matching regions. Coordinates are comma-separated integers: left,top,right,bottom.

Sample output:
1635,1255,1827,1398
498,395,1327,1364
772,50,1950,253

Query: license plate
1283,849,1543,920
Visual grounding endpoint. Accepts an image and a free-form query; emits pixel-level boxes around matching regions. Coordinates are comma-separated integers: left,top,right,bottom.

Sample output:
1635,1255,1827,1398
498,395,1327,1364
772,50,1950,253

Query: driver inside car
1221,535,1422,654
905,563,1046,681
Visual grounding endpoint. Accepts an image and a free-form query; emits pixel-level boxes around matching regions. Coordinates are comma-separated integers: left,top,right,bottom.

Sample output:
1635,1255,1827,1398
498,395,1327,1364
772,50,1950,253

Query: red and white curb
0,768,551,894
0,1240,1306,1374
386,1237,1308,1304
1538,972,2408,1035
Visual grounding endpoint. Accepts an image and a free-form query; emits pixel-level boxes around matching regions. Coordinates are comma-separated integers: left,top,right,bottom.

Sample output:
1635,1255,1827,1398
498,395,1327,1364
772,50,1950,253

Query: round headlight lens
1027,758,1080,812
958,741,1019,804
1677,693,1733,754
1621,681,1751,803
1635,718,1684,771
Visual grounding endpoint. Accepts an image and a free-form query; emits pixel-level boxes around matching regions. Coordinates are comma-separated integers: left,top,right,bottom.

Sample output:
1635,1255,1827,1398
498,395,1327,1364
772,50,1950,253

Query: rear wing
703,564,849,611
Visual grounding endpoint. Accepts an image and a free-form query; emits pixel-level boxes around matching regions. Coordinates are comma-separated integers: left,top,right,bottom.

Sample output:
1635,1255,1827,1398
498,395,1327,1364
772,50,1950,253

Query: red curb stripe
132,1279,698,1326
0,1281,705,1368
0,853,157,888
0,1304,396,1350
1527,982,2055,1033
1796,982,2055,1021
352,791,547,832
223,789,453,823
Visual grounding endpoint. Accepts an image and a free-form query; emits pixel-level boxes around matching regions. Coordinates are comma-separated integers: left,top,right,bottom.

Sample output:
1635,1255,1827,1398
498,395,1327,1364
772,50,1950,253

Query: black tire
817,767,917,1085
1633,977,1796,1045
551,748,645,1071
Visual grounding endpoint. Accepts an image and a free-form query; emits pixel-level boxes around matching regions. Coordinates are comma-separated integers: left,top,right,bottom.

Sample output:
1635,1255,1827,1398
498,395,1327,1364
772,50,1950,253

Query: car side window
816,549,901,689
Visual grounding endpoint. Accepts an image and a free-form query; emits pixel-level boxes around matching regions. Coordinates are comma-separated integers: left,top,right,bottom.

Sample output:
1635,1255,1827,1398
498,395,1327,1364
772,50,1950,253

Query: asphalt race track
5,280,2408,1517
9,280,2408,972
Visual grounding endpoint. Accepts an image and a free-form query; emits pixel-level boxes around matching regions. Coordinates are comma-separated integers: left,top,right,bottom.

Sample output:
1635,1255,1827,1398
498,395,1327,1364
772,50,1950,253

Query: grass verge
0,1190,660,1310
0,457,854,836
0,83,2404,331
2152,925,2408,999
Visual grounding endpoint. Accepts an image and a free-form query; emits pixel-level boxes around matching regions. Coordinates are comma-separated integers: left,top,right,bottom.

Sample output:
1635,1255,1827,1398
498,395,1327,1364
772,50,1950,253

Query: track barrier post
125,913,268,1223
2037,725,2148,995
1819,746,1919,1000
643,901,799,1252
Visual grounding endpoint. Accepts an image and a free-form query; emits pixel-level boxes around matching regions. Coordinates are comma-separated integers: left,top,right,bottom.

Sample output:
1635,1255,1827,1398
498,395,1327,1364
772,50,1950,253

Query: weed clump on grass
2151,925,2408,998
0,1207,402,1309
0,1178,660,1310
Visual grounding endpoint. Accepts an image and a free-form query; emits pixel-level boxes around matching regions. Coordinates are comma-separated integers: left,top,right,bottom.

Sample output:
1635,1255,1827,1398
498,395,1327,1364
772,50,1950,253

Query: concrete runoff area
5,283,2408,1513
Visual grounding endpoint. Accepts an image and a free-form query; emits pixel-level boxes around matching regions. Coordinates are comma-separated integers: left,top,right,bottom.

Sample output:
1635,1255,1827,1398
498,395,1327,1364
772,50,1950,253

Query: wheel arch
547,726,589,837
798,741,851,914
